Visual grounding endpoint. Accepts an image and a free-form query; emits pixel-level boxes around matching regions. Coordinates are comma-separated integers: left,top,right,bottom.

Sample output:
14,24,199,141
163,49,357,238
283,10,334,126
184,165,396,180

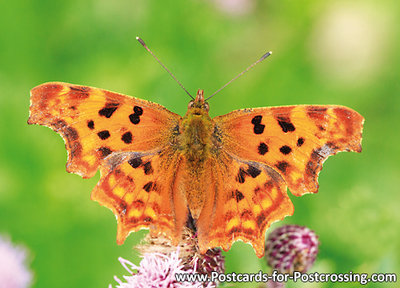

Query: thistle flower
110,249,205,288
0,235,33,288
110,228,224,288
193,248,224,279
265,225,319,274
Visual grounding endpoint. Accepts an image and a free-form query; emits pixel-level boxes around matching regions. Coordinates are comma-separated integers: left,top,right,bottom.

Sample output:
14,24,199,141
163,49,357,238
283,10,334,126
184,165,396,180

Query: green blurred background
0,0,399,287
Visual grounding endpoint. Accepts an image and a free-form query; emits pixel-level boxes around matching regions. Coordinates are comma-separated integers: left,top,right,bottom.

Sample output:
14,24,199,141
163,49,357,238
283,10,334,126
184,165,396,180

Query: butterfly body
180,90,213,163
172,89,217,220
28,82,364,257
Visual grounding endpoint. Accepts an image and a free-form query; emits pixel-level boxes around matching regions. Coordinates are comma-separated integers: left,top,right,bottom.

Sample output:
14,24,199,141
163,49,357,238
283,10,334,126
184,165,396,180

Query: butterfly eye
188,100,195,109
203,102,210,112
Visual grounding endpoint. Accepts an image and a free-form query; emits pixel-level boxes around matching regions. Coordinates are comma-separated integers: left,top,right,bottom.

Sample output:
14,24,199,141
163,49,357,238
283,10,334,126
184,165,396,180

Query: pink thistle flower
110,249,214,288
0,235,33,288
110,227,223,287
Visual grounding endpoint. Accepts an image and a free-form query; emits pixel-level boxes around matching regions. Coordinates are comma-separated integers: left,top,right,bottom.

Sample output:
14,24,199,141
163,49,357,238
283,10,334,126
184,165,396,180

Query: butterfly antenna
205,51,272,101
136,37,194,100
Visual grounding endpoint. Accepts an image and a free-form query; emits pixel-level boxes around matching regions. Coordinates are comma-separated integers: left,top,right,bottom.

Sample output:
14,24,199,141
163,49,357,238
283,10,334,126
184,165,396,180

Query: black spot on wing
98,147,112,157
128,157,142,168
251,115,265,134
277,116,295,132
232,190,244,202
133,106,143,115
280,145,292,155
297,137,305,147
97,130,110,140
87,120,95,130
129,106,144,125
247,165,261,178
251,115,262,124
143,161,153,175
258,142,269,155
121,132,132,144
236,168,246,183
253,124,265,134
129,114,141,124
143,181,153,192
99,103,119,118
236,165,261,183
275,161,289,173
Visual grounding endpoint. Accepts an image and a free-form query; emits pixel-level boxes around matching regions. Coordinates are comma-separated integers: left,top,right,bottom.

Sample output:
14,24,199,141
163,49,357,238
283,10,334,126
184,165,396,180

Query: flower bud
265,225,319,274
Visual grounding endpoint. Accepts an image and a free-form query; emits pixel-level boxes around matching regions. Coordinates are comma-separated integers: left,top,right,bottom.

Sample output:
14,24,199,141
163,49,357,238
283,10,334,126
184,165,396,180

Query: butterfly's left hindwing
214,105,364,196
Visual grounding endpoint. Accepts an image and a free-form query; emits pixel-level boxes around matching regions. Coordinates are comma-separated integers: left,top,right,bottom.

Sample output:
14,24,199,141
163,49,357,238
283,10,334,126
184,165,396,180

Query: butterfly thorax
180,90,213,163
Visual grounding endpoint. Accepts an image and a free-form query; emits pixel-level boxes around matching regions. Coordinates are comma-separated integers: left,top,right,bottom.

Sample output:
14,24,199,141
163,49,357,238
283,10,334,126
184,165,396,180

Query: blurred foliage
0,0,399,287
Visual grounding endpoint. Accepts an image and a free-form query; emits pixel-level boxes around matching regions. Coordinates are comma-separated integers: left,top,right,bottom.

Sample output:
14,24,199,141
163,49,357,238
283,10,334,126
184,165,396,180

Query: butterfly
28,81,364,257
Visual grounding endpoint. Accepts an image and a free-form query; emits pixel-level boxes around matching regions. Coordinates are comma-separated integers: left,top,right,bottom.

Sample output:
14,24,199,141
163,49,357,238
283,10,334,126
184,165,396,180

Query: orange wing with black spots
91,148,187,245
214,105,364,196
28,82,181,178
196,153,293,258
194,105,363,257
28,82,184,243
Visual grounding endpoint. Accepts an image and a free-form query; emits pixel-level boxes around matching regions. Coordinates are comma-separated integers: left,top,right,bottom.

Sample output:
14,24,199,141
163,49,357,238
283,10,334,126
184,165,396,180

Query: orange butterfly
28,44,364,258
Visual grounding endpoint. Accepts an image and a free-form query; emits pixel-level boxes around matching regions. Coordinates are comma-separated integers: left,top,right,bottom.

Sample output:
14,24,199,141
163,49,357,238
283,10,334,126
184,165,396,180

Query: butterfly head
187,89,210,114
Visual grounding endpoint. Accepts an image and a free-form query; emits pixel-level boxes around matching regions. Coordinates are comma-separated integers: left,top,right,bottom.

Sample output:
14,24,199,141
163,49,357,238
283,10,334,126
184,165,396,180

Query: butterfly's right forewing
28,82,181,178
29,82,185,244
